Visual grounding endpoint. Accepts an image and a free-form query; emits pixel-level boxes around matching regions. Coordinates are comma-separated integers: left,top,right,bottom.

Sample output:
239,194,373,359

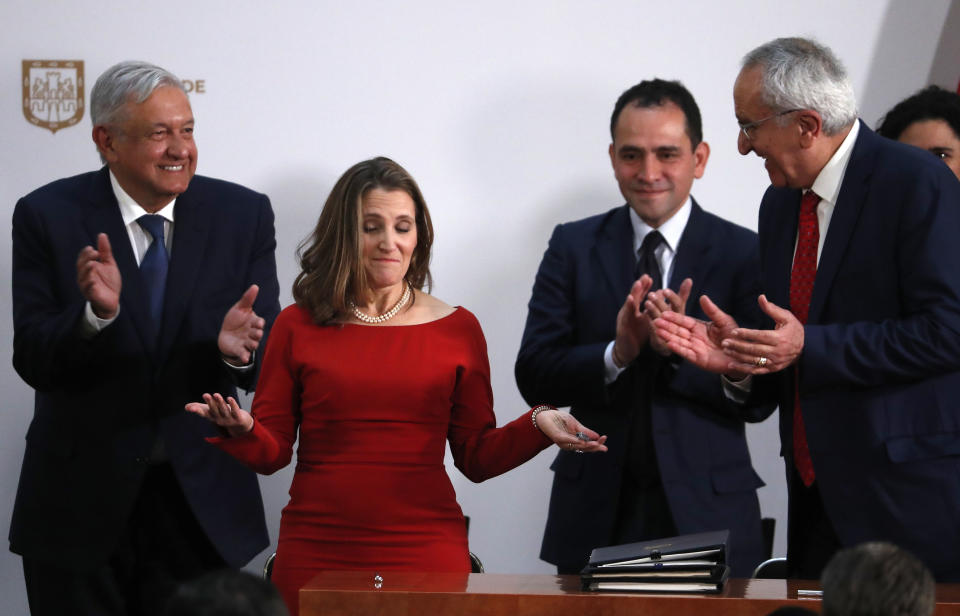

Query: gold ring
755,356,768,368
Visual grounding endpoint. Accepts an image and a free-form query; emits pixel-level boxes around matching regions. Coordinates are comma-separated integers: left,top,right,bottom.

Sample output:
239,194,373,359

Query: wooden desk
300,571,960,616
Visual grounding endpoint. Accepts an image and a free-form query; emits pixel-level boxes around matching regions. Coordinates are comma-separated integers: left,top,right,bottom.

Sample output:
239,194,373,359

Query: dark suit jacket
753,121,960,581
516,199,774,577
9,167,281,570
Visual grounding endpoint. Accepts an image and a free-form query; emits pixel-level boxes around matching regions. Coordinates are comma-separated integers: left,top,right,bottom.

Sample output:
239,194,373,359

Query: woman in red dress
186,157,607,615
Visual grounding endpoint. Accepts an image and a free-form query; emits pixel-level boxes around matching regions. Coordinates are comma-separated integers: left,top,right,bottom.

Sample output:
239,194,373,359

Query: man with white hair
10,61,280,614
654,37,960,580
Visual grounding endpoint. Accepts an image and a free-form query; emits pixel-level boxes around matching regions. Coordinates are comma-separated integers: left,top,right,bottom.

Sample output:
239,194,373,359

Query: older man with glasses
655,37,960,582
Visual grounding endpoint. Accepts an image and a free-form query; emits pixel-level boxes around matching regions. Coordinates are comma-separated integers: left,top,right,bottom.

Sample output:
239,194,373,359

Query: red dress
211,304,551,614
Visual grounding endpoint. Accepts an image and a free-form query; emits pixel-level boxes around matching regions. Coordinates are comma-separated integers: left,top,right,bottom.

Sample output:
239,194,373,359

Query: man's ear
92,125,118,162
796,110,823,149
693,141,710,179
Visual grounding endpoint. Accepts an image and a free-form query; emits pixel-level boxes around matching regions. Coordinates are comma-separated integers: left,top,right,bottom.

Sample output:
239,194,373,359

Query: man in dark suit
515,79,772,577
10,61,281,615
655,37,960,581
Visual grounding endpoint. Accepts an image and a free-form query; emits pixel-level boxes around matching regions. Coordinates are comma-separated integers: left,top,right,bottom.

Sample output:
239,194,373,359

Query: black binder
581,530,730,593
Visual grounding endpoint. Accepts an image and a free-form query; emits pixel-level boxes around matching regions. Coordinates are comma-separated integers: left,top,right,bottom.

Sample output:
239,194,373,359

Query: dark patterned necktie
789,191,819,487
635,230,664,290
137,214,169,329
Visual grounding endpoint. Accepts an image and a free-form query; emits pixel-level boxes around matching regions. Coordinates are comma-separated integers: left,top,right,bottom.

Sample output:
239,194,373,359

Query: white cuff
603,340,626,384
80,302,119,339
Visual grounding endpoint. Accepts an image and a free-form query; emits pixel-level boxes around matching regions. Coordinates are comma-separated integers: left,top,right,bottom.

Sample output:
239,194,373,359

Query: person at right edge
654,38,960,581
515,79,774,577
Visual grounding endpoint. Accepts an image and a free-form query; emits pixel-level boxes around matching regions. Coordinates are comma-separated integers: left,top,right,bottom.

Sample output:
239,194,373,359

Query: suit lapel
808,121,875,323
80,168,157,353
594,205,636,299
158,186,211,359
671,199,713,301
763,192,799,308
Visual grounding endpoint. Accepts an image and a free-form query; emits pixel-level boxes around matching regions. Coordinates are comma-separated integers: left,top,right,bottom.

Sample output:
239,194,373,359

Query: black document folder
581,530,730,593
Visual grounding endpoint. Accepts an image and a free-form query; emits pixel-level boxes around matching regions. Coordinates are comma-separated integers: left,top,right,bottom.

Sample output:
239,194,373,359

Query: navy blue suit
10,167,281,571
752,122,960,581
516,200,773,577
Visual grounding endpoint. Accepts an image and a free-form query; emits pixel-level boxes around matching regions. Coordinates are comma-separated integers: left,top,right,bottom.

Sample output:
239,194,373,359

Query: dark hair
610,79,703,147
162,569,289,616
292,156,434,325
821,542,935,616
876,85,960,141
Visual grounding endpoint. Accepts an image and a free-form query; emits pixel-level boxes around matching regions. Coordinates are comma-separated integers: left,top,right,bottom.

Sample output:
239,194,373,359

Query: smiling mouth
160,165,184,171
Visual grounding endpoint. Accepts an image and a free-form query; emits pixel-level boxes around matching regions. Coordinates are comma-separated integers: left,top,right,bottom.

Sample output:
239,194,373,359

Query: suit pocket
710,464,765,494
885,433,960,463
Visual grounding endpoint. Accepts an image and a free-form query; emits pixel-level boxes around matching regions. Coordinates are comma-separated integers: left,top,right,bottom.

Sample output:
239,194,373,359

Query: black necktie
624,229,666,489
636,230,664,290
137,214,169,328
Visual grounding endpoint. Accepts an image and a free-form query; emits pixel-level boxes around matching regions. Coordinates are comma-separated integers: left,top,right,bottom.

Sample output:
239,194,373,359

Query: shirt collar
628,196,692,254
810,120,859,205
109,170,176,227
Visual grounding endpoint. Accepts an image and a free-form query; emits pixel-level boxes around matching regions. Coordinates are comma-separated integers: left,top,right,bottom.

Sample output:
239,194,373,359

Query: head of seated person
163,568,289,616
820,541,935,616
877,85,960,180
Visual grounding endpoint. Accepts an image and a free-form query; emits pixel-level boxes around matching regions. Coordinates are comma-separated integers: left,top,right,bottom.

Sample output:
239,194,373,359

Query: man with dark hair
877,85,960,180
821,542,935,616
655,37,960,581
516,78,771,577
10,60,280,615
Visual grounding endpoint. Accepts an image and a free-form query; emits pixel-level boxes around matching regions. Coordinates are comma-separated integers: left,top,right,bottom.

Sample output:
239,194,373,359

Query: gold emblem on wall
22,60,85,134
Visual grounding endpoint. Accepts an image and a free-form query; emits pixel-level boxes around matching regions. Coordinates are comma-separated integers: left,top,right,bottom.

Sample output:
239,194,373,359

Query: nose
636,155,660,182
737,131,753,156
378,229,397,251
166,132,192,159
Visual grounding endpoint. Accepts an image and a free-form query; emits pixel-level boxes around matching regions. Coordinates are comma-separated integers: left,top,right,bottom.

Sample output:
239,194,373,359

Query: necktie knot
636,230,665,291
639,230,664,255
138,214,166,243
800,190,820,215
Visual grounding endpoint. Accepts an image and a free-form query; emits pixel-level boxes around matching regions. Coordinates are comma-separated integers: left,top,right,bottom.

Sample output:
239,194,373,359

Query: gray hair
821,542,935,616
90,60,185,128
742,37,857,135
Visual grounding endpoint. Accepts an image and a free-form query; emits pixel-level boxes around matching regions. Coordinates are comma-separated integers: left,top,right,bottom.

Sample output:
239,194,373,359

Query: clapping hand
185,392,254,437
613,275,655,366
218,285,265,366
644,277,693,356
534,409,608,453
76,233,121,319
718,295,804,374
653,294,747,377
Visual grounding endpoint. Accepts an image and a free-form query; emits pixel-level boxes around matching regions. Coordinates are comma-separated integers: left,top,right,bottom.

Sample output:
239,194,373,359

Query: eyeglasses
738,109,802,141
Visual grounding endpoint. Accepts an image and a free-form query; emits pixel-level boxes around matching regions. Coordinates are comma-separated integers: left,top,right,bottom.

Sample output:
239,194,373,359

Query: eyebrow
617,145,682,154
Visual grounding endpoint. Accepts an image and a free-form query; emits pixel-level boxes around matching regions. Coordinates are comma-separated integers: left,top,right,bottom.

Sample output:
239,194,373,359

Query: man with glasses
516,79,771,577
655,37,960,581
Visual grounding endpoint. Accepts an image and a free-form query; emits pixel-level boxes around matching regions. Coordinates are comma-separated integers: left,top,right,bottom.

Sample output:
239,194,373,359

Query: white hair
742,37,857,135
90,60,185,127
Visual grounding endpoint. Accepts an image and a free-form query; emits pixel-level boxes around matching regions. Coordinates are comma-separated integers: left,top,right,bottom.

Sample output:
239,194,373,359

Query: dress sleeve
207,307,301,474
447,311,552,483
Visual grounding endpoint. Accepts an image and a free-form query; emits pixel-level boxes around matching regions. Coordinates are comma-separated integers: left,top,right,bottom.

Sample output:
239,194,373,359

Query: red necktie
789,191,819,487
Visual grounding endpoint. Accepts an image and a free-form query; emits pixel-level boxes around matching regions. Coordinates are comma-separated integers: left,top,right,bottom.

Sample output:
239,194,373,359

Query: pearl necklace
349,283,412,324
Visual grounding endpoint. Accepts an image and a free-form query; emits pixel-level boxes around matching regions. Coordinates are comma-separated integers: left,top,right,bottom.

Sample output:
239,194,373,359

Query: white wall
0,1,952,613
